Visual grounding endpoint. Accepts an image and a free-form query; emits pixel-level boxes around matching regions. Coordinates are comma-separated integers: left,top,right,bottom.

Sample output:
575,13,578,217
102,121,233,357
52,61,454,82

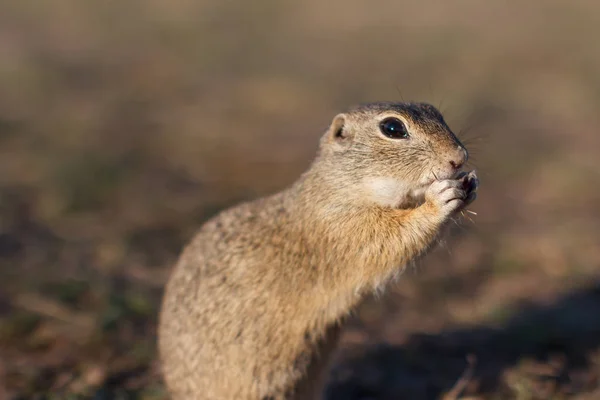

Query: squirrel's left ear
324,114,353,148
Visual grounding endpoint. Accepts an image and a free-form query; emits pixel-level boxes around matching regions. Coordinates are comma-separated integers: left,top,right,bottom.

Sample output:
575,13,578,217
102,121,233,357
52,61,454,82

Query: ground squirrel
158,102,479,399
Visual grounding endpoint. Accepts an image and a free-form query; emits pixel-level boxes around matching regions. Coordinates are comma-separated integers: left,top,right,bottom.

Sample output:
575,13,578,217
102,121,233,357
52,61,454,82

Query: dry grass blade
13,293,95,331
441,355,477,400
460,210,476,224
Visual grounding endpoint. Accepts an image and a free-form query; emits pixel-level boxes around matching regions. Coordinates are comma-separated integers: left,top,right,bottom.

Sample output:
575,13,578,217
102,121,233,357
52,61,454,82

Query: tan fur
158,102,478,399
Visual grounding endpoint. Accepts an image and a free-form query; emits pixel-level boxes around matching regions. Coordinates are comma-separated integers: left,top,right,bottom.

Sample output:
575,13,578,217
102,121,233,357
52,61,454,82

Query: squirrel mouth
427,169,464,184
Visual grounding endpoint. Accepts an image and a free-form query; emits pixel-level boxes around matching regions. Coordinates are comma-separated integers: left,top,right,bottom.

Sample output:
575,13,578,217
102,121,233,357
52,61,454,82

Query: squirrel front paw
425,171,478,220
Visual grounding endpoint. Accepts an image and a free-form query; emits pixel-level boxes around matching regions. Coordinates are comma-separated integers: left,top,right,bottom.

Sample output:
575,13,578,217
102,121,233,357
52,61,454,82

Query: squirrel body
158,102,478,399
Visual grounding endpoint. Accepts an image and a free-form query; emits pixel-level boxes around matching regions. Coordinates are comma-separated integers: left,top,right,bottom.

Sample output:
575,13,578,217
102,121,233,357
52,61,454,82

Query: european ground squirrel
158,102,479,399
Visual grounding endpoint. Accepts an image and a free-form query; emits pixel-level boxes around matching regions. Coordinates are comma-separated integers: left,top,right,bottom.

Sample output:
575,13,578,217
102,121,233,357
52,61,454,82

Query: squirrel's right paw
425,171,478,220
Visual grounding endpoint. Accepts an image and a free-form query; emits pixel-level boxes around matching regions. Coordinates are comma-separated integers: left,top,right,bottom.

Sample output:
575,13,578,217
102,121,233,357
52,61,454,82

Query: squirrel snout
448,147,468,171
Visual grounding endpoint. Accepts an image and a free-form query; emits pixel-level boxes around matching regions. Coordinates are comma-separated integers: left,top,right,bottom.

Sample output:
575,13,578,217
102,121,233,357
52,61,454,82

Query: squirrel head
318,102,468,208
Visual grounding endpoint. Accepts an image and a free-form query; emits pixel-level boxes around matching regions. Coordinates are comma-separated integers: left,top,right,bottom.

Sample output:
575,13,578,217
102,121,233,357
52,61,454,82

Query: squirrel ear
327,114,352,144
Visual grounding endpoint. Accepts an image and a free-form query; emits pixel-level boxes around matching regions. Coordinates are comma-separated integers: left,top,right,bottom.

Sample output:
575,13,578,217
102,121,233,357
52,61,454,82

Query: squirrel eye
379,117,409,139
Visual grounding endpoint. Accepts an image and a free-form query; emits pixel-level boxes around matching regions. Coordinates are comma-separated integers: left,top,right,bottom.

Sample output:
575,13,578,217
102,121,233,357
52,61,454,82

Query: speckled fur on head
158,101,478,400
317,102,468,209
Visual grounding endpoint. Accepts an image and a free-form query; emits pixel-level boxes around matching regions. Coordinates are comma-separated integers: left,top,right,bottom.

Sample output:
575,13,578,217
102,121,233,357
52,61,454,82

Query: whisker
395,85,405,102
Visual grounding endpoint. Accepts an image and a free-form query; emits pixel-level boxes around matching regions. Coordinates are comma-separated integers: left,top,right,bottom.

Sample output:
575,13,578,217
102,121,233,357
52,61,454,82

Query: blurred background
1,0,600,399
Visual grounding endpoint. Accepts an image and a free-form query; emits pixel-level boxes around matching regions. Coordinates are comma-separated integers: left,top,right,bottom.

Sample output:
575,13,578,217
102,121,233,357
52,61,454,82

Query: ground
1,1,600,399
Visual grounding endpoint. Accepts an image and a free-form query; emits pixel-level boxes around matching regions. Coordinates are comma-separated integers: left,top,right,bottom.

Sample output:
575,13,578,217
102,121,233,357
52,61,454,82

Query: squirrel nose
449,160,462,170
449,147,468,170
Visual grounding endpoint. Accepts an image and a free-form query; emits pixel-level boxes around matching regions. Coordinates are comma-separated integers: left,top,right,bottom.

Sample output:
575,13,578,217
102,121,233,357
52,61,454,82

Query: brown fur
158,102,478,399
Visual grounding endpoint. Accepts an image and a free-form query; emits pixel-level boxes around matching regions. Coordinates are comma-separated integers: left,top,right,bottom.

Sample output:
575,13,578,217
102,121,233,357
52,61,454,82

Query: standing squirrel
158,102,479,399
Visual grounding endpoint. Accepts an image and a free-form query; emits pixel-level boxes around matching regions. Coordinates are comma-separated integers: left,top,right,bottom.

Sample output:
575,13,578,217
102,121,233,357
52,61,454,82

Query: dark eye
379,117,409,139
